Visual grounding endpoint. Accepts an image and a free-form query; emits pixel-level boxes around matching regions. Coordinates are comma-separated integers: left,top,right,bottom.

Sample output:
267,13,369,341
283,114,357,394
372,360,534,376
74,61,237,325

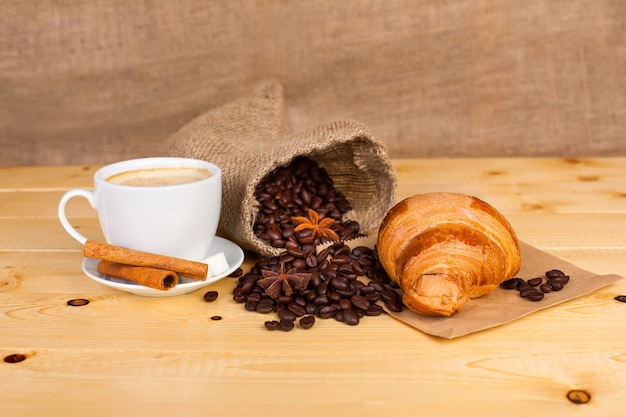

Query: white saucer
81,236,244,297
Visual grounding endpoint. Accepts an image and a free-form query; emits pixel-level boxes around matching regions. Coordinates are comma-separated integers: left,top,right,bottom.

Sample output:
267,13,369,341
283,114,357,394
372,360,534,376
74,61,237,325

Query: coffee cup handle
58,189,95,245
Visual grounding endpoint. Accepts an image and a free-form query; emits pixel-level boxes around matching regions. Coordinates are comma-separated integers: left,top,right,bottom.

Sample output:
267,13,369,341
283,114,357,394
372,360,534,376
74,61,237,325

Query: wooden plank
1,274,625,417
392,157,626,184
3,246,621,296
0,165,97,190
396,179,626,214
1,246,624,352
5,178,624,219
2,160,626,417
1,341,623,417
2,159,626,219
2,158,625,190
0,218,104,250
2,272,624,351
3,212,626,251
0,190,97,218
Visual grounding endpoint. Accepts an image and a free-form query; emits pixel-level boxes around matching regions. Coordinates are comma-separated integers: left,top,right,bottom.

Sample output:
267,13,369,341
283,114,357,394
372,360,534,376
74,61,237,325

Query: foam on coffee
106,167,211,187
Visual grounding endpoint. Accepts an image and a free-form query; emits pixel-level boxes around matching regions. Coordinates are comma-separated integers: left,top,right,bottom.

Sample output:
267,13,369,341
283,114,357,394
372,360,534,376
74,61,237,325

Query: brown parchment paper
330,236,624,339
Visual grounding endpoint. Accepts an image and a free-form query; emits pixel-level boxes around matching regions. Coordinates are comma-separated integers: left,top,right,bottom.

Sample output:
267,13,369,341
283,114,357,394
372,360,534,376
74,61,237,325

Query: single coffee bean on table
264,320,280,330
203,290,219,302
299,315,316,329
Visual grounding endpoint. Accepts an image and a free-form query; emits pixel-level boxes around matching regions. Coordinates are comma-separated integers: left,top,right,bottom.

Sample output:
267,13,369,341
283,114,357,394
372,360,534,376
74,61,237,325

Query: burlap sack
167,80,397,258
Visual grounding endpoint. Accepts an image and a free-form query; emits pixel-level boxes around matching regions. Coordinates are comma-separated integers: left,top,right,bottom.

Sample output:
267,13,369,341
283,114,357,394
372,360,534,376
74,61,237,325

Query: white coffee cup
58,157,222,261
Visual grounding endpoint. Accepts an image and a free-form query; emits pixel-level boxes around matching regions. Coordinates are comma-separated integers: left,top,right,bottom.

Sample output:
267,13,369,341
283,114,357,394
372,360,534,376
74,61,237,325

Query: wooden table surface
1,158,625,417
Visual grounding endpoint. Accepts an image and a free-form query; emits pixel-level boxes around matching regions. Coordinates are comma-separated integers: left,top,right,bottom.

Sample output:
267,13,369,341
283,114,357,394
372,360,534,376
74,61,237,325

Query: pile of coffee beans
233,156,403,331
233,241,403,331
500,269,570,301
253,156,361,248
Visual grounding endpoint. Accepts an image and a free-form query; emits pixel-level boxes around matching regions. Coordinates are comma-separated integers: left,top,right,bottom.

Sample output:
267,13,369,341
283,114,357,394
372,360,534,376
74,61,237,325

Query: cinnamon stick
97,261,178,290
84,240,208,281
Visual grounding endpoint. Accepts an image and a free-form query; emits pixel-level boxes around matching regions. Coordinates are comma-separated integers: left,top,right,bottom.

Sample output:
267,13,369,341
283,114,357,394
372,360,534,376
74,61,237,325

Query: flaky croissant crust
377,192,521,316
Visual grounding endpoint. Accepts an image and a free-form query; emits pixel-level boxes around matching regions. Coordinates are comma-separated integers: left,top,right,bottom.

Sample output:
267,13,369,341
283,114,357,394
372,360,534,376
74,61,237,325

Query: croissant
377,192,521,316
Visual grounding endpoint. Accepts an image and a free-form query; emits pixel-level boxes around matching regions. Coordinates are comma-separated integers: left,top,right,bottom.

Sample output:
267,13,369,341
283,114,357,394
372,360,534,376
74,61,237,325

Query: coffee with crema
106,167,211,187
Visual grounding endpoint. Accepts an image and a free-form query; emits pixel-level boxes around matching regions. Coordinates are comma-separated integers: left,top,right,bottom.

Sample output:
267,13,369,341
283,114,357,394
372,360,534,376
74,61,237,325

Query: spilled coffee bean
500,269,570,302
299,315,315,329
264,320,280,330
500,278,521,290
539,283,553,293
526,291,545,301
279,319,295,331
203,290,219,302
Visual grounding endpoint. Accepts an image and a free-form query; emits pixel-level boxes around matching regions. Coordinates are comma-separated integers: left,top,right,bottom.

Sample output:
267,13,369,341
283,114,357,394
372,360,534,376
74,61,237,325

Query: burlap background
1,0,625,167
167,80,397,257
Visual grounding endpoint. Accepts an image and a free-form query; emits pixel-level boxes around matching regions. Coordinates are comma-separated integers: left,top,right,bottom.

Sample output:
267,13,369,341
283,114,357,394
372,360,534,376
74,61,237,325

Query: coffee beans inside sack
233,156,404,331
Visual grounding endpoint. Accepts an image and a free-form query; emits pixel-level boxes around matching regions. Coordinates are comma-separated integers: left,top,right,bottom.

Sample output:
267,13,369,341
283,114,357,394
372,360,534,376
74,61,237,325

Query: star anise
292,209,340,241
257,267,312,299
